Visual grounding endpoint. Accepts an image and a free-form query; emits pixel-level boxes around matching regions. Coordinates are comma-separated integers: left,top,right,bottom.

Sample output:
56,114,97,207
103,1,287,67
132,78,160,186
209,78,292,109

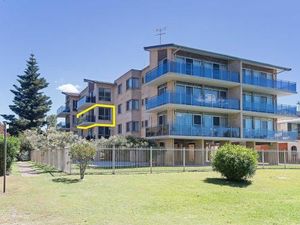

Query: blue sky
1,0,300,120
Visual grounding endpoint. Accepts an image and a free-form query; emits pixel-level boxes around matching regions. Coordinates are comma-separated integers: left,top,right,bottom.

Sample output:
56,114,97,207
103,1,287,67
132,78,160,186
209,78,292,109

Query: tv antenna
155,27,166,44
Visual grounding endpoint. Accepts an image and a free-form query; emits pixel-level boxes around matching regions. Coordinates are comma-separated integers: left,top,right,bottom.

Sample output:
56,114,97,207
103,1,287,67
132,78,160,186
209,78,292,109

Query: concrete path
17,161,39,177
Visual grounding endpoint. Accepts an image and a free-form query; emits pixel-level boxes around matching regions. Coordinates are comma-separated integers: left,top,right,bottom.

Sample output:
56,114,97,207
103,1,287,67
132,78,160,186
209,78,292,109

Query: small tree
70,139,96,180
212,144,258,181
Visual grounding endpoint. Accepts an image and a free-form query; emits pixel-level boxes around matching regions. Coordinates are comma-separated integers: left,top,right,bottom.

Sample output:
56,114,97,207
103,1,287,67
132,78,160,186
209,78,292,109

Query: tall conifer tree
2,54,52,135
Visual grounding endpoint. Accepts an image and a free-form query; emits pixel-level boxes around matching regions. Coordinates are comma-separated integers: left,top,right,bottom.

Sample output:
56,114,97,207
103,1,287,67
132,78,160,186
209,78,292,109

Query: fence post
112,144,116,175
262,151,265,169
277,147,280,165
150,147,153,174
183,147,186,172
284,150,286,169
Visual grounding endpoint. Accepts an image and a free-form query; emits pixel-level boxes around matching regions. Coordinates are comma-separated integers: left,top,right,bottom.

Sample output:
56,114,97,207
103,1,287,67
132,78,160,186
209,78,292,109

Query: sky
1,0,300,121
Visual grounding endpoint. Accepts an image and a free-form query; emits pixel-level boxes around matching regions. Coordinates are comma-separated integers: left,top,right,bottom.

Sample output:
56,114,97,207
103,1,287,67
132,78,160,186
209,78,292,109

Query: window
213,64,220,79
132,100,139,110
126,99,139,111
126,122,130,132
158,84,167,95
158,114,167,125
288,123,292,131
141,121,144,128
141,98,148,106
243,117,252,129
193,115,202,125
98,127,110,139
98,88,111,101
186,86,193,95
98,108,111,120
145,120,148,128
142,77,144,84
72,100,77,111
118,124,122,134
126,77,140,90
118,84,122,94
186,58,193,75
132,121,139,132
126,121,140,132
118,104,122,114
213,117,220,126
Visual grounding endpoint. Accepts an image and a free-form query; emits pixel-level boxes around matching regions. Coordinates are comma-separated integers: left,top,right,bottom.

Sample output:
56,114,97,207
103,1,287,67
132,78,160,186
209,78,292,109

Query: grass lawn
1,164,300,225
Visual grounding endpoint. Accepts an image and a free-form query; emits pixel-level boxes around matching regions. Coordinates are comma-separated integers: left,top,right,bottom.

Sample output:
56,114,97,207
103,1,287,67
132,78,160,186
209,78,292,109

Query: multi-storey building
57,43,298,161
277,117,300,162
57,92,79,133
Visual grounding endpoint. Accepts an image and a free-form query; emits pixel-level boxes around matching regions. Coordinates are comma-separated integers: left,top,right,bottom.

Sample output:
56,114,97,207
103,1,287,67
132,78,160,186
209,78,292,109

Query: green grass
1,164,300,225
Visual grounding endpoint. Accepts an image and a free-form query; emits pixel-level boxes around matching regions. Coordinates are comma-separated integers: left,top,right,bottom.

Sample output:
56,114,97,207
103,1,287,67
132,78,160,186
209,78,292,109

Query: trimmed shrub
18,133,33,161
0,136,20,175
212,144,258,181
70,139,96,180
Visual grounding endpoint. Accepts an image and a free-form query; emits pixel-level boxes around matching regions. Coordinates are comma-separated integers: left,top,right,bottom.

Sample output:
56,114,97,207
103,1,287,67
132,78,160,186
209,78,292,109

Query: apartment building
277,117,300,162
57,43,298,159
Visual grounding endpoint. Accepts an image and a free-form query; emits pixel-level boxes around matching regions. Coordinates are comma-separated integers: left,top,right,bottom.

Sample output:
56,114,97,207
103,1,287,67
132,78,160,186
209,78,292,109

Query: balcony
57,121,70,130
145,60,240,85
146,124,240,138
77,115,96,126
243,129,297,141
77,96,96,110
243,73,296,94
57,105,70,117
146,92,240,112
243,101,297,117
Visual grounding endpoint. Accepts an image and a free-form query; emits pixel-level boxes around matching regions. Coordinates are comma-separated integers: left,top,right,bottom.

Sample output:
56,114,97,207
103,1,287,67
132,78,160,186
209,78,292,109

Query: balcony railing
77,115,96,125
146,124,240,138
77,96,96,109
243,129,297,141
145,60,240,83
243,101,297,116
146,92,240,110
57,105,70,115
243,73,296,93
57,122,70,129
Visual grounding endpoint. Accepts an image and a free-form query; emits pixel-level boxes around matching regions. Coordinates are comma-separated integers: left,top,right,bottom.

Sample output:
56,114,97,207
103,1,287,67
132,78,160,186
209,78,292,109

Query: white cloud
57,84,80,93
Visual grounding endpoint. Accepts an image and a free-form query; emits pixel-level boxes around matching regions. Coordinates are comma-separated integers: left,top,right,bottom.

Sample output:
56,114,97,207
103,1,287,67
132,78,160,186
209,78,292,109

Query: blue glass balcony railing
77,115,96,124
145,60,240,83
243,73,296,93
243,129,297,141
77,96,96,109
146,92,240,110
243,101,297,116
146,124,240,138
57,105,70,115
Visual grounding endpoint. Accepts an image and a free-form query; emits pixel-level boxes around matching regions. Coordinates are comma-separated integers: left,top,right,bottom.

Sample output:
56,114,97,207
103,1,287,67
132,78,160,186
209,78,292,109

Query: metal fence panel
32,148,300,175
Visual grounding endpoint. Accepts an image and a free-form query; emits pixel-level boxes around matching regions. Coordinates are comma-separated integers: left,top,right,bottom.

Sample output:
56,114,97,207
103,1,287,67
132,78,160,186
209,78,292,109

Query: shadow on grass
204,178,252,188
31,163,61,177
52,177,80,184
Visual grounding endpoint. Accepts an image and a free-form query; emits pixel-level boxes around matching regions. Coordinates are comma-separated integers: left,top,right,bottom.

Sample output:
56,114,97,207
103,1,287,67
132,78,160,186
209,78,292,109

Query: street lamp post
3,122,7,193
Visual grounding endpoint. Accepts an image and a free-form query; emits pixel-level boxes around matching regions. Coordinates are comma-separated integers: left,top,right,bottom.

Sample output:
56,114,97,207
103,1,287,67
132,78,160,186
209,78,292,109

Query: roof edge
144,43,291,72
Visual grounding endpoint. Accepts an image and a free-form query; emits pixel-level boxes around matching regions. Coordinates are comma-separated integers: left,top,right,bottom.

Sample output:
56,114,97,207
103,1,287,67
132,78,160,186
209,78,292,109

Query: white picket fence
30,148,71,173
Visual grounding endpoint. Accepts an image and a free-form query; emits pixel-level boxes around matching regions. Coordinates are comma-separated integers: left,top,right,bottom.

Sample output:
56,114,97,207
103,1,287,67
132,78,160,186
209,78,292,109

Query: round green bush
212,144,258,181
0,136,20,175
